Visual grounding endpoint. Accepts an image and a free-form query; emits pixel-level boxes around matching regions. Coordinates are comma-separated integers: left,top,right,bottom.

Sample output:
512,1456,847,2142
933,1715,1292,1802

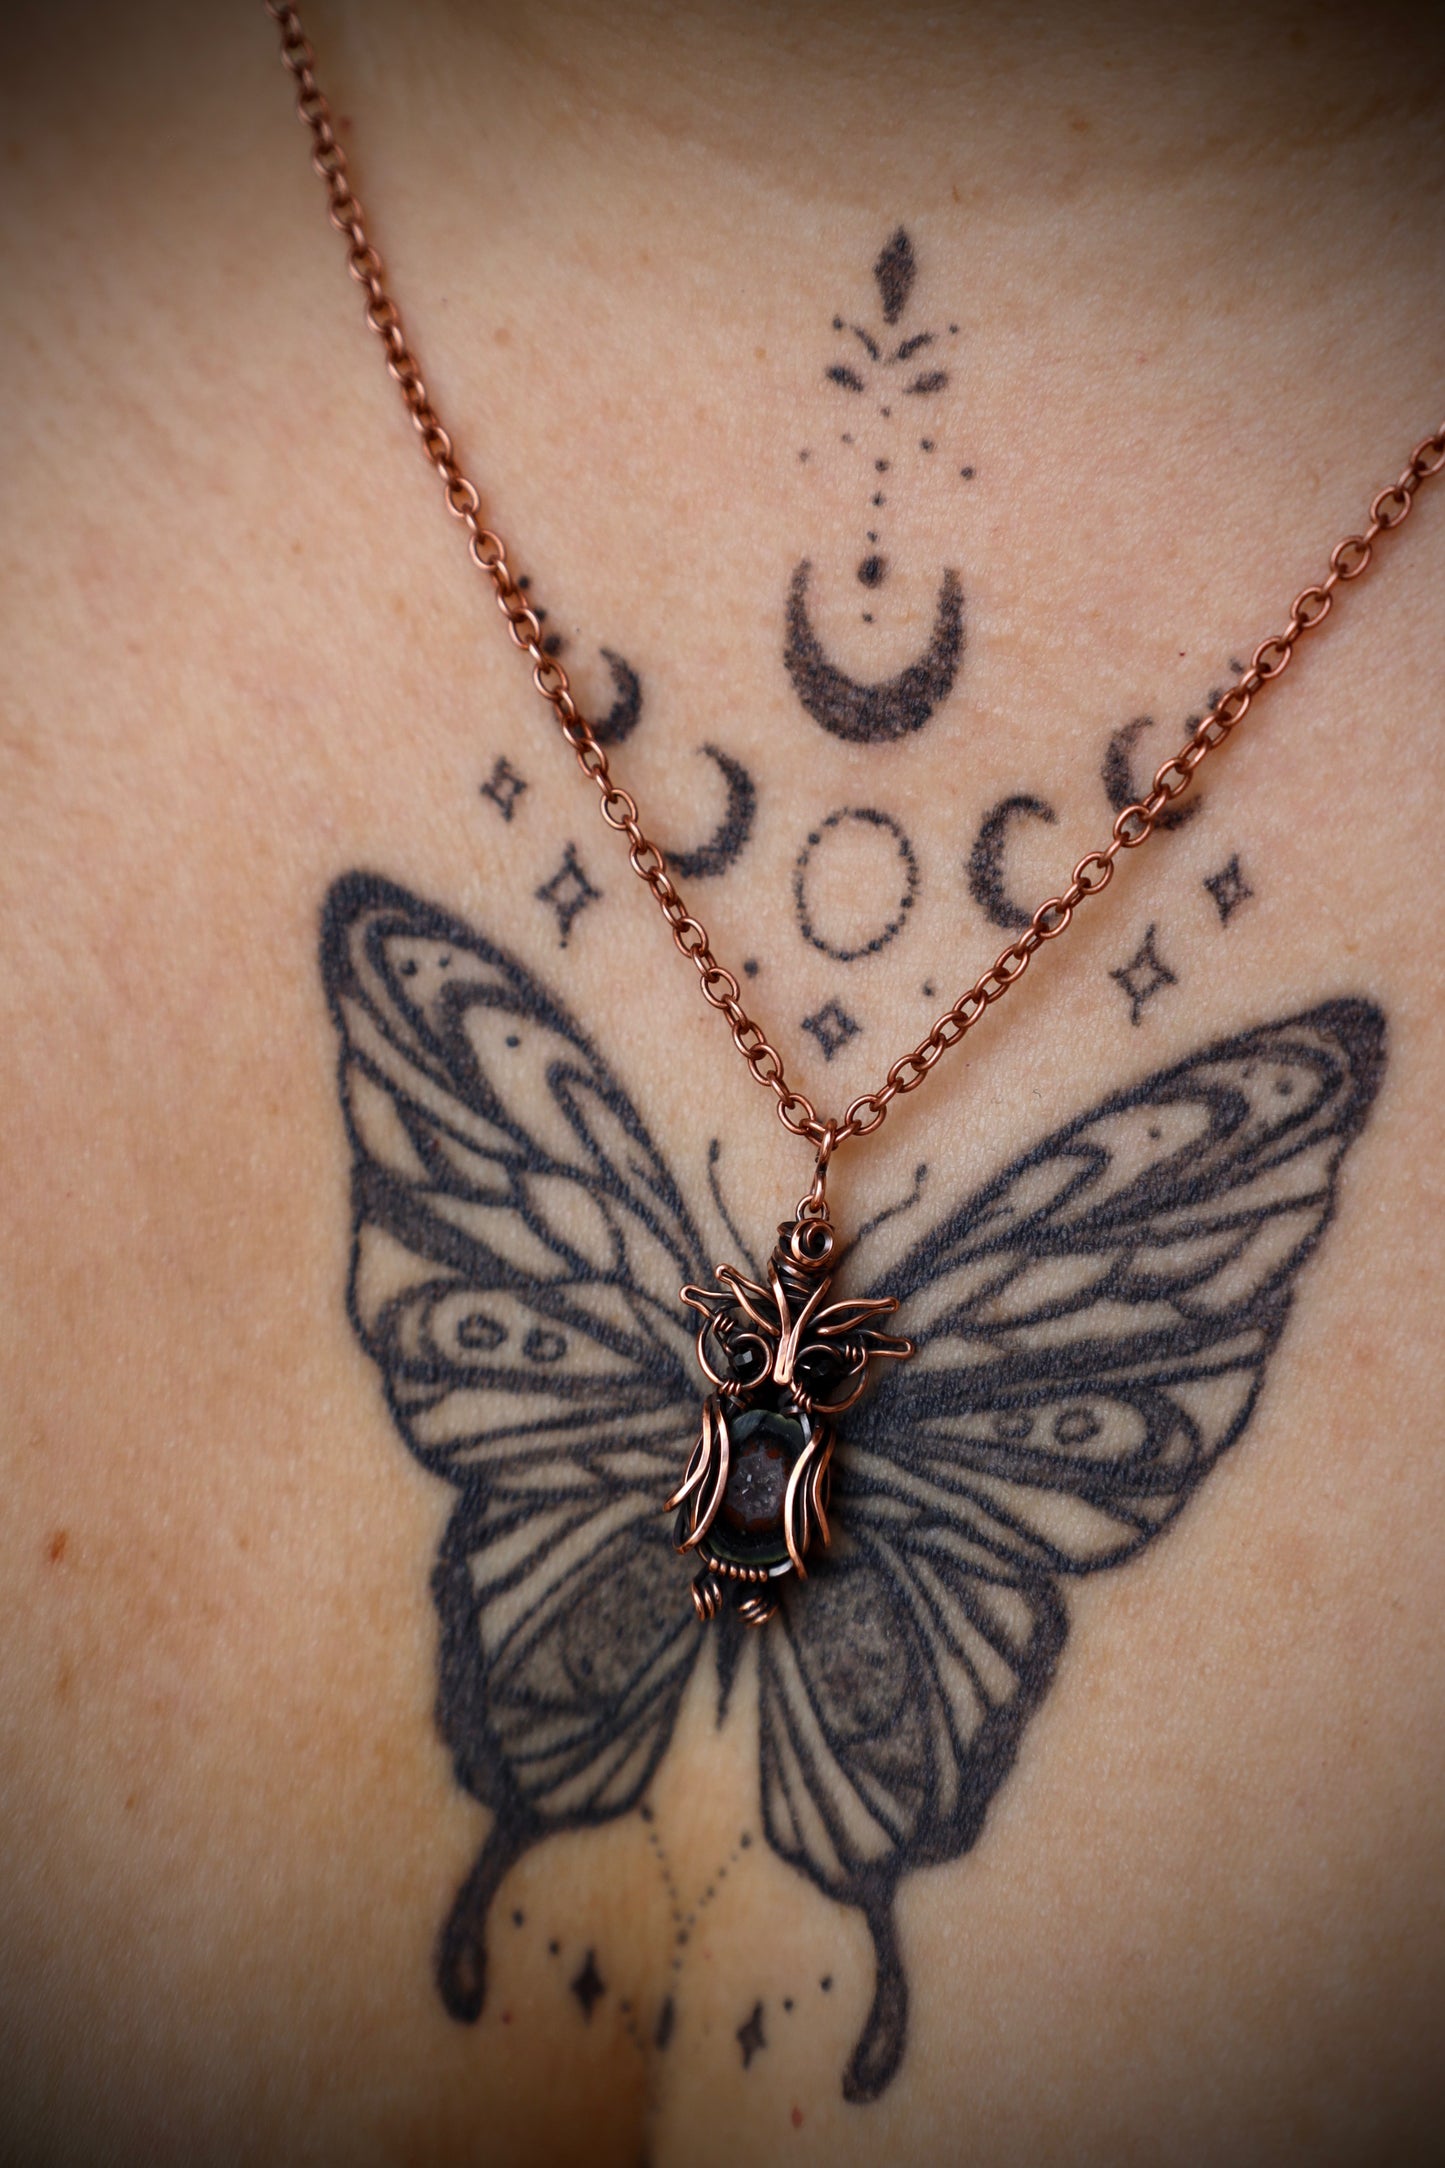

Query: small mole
832,315,843,329
874,458,889,472
820,1976,833,1992
783,1998,794,2012
46,1530,68,1565
798,448,810,462
505,1034,520,1049
866,529,878,542
879,405,892,417
518,574,530,590
861,612,873,622
739,1832,752,1848
949,322,959,334
512,1910,524,1927
922,982,936,998
549,1941,560,1956
807,832,820,847
872,492,885,505
960,465,975,478
920,438,934,451
856,554,886,587
640,1804,654,1823
841,432,854,444
743,958,759,977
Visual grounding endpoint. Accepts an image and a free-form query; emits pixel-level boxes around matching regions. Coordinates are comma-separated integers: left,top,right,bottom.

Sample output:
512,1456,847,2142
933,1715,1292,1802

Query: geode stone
707,1405,813,1572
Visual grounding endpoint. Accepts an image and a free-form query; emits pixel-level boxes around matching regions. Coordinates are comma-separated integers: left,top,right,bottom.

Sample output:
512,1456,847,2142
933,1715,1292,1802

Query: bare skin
1,3,1443,2162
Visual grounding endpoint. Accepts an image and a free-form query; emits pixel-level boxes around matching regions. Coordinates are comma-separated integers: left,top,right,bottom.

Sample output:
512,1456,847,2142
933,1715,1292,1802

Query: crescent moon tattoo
1103,716,1200,831
664,745,758,880
591,647,643,746
784,560,964,744
967,795,1058,930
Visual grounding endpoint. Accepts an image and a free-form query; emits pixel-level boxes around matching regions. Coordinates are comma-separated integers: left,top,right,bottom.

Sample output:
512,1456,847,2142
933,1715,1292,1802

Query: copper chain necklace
270,4,1443,1630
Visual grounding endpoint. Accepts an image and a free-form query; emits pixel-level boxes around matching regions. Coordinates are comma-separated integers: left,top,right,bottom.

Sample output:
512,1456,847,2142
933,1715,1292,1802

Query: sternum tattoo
667,1195,913,1626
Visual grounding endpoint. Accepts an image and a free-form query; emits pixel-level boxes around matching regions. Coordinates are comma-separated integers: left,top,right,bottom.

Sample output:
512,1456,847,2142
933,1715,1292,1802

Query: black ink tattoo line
801,999,862,1062
1110,922,1178,1025
322,871,1384,2104
793,806,920,963
480,756,528,824
707,1139,763,1285
1205,854,1254,926
535,841,602,947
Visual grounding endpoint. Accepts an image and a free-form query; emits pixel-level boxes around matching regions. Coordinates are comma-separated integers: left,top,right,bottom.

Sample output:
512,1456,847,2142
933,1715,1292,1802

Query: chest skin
1,3,1444,2164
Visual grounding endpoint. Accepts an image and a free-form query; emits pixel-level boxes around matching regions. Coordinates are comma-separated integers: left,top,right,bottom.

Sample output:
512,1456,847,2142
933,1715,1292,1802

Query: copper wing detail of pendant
667,1203,913,1627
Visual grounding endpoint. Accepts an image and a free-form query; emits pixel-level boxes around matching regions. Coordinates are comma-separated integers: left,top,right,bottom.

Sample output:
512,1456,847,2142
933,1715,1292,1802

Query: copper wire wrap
269,5,1445,1162
691,1574,725,1624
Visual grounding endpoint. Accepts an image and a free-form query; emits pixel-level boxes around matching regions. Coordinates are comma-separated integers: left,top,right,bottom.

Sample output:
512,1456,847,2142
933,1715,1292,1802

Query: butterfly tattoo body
322,871,1385,2102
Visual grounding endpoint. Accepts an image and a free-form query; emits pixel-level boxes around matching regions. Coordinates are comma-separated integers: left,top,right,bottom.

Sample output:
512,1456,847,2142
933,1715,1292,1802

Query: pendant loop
801,1121,840,1222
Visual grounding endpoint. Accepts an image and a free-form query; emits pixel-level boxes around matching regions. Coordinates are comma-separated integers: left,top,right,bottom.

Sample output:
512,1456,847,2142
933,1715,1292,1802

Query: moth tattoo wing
322,875,1384,2102
322,872,709,2018
759,998,1385,2098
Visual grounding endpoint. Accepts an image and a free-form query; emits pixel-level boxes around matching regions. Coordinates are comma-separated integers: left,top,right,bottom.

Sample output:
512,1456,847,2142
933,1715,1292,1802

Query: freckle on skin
46,1529,68,1565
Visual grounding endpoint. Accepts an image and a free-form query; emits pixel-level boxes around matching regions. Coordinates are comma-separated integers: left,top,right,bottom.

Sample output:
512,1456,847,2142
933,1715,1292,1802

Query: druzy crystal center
720,1407,810,1538
723,1437,786,1532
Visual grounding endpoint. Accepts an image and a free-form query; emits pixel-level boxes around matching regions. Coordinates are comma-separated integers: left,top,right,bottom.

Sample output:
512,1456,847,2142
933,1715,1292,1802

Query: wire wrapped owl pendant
666,1167,914,1629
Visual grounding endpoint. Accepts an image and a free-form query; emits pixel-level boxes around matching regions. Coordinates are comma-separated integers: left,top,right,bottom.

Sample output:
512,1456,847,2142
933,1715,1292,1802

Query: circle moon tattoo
794,807,920,962
784,561,964,744
664,746,758,881
968,795,1058,930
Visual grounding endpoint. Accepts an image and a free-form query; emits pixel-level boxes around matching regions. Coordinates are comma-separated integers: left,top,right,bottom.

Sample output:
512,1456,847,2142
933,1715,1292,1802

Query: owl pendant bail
666,1130,914,1629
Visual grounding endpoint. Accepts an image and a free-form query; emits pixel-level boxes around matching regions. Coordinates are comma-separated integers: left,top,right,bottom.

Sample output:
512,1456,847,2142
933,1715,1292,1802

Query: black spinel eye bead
726,1337,768,1387
794,1344,844,1396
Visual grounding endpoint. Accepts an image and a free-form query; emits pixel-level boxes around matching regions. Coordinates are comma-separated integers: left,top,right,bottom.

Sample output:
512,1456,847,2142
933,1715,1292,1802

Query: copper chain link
268,2,1444,1162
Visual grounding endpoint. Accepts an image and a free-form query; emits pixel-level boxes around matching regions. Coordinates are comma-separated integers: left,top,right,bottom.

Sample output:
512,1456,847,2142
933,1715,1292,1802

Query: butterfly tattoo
321,870,1385,2103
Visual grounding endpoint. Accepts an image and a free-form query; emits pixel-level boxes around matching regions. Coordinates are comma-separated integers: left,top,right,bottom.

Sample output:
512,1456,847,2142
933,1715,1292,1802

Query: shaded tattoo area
967,794,1059,931
322,870,1384,2102
785,562,964,745
663,745,757,881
